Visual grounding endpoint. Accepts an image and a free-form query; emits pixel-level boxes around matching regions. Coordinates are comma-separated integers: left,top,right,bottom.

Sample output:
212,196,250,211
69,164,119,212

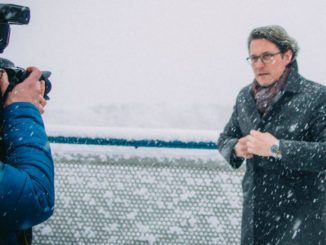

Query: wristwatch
270,140,281,159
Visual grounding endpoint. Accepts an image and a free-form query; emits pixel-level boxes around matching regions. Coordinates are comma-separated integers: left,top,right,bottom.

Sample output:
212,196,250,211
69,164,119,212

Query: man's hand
234,135,254,159
247,130,278,157
0,67,46,114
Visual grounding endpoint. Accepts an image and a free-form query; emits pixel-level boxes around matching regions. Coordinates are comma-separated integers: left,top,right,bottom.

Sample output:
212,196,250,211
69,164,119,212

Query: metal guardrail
46,125,220,150
47,136,218,150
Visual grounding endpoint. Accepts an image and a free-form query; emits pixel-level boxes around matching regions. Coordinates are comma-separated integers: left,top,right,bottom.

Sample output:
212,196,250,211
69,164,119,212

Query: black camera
0,4,51,101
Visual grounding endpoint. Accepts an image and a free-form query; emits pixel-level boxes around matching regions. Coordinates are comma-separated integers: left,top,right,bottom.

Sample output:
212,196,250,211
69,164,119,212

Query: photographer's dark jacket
0,102,55,244
218,61,326,244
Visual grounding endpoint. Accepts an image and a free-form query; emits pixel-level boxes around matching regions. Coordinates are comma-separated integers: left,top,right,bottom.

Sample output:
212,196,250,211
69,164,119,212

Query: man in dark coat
217,25,326,244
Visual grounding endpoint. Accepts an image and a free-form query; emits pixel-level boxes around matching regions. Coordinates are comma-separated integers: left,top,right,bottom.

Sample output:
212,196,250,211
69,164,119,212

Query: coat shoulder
298,77,326,102
235,83,253,104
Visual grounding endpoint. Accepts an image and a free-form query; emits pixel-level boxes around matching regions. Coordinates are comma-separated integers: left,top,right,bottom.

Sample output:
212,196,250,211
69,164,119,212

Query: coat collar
281,60,302,94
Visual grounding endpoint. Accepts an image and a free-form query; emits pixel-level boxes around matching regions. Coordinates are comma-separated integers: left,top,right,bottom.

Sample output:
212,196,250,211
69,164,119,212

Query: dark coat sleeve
280,92,326,172
0,102,55,232
217,101,245,169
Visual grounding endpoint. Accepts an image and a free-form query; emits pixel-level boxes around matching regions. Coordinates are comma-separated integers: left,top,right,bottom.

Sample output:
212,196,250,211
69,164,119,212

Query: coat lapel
243,85,262,130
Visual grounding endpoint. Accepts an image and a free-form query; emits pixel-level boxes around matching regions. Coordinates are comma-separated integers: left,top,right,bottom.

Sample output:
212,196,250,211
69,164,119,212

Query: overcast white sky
2,0,326,110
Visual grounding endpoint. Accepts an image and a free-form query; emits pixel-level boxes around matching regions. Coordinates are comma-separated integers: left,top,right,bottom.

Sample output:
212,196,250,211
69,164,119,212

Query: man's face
249,39,292,87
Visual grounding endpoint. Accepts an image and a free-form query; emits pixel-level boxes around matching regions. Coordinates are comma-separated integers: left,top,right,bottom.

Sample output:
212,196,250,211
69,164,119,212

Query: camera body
0,4,51,101
0,58,52,100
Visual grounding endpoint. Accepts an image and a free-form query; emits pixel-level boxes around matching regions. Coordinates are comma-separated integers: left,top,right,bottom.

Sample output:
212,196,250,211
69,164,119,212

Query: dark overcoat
218,61,326,245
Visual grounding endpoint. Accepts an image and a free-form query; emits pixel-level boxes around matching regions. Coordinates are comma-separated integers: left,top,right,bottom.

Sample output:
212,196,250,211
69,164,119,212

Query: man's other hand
234,135,254,159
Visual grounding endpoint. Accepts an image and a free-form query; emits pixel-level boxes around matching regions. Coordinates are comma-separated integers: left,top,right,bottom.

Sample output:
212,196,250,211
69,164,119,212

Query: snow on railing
46,125,220,150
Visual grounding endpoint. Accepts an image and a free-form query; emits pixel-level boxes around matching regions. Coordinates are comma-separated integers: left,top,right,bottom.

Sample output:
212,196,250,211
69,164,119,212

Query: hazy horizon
2,0,326,129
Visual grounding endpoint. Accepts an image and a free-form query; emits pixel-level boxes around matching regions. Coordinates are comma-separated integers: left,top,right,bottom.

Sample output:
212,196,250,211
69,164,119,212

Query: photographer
0,4,54,243
0,67,54,244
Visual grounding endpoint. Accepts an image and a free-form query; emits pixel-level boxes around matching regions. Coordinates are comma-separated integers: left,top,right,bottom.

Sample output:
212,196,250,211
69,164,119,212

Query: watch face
271,144,279,154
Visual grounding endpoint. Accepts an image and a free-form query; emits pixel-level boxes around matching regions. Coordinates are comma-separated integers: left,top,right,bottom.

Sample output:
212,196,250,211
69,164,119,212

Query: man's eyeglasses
246,52,282,65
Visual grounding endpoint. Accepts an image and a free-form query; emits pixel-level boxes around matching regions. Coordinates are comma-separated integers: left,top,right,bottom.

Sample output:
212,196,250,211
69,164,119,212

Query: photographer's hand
0,66,46,114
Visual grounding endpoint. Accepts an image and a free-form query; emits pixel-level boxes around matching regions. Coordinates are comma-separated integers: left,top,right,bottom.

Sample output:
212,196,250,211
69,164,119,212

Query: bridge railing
33,125,244,245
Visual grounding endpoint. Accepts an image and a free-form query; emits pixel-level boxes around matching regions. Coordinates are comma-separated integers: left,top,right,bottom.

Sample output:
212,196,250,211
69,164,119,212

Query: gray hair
247,25,299,61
